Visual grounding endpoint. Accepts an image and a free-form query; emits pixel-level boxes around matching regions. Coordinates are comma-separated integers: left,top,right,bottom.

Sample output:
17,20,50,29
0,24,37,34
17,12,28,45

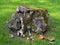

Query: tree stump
7,5,50,38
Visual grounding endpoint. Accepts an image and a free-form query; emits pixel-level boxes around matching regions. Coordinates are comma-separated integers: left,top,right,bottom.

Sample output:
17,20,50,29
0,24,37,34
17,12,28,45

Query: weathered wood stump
7,5,50,38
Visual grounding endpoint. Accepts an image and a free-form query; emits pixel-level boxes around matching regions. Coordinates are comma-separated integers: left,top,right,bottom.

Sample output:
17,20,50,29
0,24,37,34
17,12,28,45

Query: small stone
30,36,34,41
32,38,34,41
22,35,25,37
49,42,54,44
48,37,55,42
27,37,30,40
38,34,45,39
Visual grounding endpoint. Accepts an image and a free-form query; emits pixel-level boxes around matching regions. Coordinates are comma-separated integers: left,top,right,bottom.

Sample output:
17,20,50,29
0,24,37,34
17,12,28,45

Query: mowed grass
0,0,60,45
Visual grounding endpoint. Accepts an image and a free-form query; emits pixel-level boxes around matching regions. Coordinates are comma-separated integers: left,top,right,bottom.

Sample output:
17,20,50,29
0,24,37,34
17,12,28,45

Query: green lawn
0,0,60,45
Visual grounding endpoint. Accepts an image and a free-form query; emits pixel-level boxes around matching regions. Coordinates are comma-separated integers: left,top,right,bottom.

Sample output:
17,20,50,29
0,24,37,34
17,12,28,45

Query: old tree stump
7,5,50,39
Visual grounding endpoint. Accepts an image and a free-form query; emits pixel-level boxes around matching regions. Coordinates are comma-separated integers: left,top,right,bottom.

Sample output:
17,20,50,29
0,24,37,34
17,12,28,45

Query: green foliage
0,0,60,45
